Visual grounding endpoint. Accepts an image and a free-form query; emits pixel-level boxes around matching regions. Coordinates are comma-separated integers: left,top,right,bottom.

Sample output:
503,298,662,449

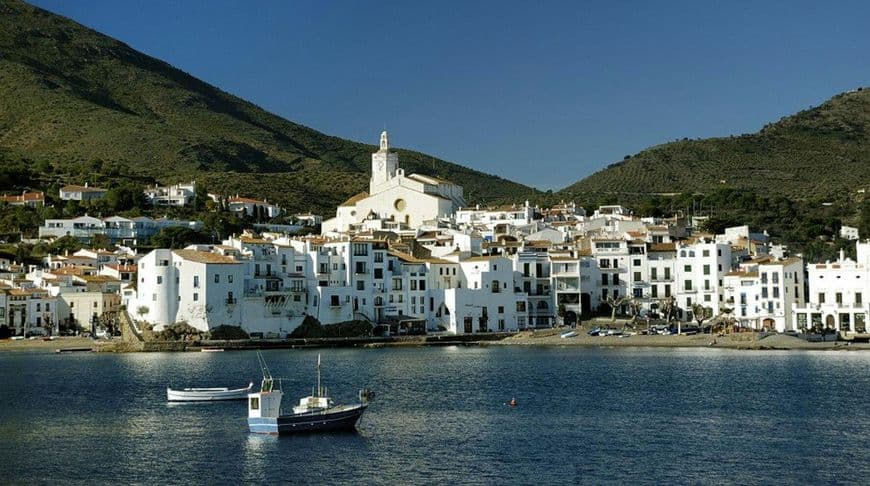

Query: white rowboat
167,383,253,402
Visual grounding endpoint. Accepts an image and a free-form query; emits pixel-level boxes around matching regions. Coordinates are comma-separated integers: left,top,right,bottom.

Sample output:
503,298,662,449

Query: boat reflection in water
247,354,372,435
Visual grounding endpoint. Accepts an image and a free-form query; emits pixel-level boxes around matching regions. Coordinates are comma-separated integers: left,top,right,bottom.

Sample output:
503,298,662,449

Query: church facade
321,131,466,234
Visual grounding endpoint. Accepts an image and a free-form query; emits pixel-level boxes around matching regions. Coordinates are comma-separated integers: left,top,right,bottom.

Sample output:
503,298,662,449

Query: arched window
538,300,548,310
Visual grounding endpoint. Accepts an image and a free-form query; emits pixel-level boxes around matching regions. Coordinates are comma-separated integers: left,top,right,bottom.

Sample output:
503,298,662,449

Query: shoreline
2,329,867,353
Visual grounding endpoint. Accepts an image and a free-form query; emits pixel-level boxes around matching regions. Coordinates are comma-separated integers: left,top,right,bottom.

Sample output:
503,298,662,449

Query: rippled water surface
2,347,869,484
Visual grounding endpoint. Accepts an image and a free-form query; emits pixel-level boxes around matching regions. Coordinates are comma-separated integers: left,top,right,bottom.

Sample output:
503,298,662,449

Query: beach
0,336,98,352
492,323,870,350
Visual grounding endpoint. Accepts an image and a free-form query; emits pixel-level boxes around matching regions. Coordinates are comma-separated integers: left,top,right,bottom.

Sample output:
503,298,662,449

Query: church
321,131,466,234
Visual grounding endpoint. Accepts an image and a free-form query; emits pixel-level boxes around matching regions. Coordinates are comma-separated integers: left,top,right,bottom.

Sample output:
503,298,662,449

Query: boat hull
167,385,252,402
248,404,367,434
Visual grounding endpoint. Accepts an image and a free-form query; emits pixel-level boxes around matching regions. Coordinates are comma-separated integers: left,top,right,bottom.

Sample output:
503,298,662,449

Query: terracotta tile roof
339,192,369,207
0,191,44,203
106,264,137,272
463,255,503,262
76,275,120,283
762,257,802,266
240,236,271,244
229,196,273,205
173,250,241,264
61,185,106,193
649,243,676,252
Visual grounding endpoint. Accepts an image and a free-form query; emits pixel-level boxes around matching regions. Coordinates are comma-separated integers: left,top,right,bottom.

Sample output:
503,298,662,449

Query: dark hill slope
559,88,870,200
0,0,537,213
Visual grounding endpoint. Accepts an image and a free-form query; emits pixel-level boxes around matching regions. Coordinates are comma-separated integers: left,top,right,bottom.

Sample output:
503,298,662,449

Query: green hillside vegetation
556,89,870,261
0,0,538,217
560,88,870,199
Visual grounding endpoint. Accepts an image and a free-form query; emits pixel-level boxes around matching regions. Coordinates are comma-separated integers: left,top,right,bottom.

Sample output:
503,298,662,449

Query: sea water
2,347,869,484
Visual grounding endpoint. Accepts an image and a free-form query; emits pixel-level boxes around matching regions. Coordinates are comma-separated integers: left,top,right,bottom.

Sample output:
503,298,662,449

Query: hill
0,0,538,215
559,88,870,200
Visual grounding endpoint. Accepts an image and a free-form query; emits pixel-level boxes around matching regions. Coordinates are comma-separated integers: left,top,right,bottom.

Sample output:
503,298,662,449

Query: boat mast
316,353,322,397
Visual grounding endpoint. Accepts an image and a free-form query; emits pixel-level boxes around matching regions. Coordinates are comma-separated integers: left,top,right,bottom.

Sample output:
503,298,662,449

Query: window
703,264,710,276
419,280,426,291
703,250,710,257
857,293,863,305
374,268,383,279
193,276,199,288
684,280,692,291
651,286,658,298
193,293,199,301
818,293,825,304
836,292,842,305
762,288,768,299
633,272,641,281
357,281,365,291
228,275,233,284
602,274,609,285
773,287,779,299
411,280,418,291
704,294,711,302
374,252,384,263
352,243,369,256
157,276,163,284
633,259,641,267
214,274,220,283
665,285,671,297
36,303,41,312
330,295,340,307
93,302,98,308
664,268,671,280
684,265,692,272
651,268,658,280
613,275,619,285
498,306,504,314
772,273,779,284
250,397,259,410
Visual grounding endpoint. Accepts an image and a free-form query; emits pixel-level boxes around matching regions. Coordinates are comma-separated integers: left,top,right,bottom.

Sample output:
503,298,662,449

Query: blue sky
31,0,870,190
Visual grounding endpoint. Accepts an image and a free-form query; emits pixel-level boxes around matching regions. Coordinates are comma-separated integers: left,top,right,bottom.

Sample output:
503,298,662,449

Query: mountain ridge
0,0,539,215
558,88,870,199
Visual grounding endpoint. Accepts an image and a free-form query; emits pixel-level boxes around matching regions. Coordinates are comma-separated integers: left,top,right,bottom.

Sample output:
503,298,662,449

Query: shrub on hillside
208,325,249,340
155,321,207,341
288,316,373,339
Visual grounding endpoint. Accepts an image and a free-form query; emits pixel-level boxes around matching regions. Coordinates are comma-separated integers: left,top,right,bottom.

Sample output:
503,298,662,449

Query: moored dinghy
167,383,253,402
247,353,371,434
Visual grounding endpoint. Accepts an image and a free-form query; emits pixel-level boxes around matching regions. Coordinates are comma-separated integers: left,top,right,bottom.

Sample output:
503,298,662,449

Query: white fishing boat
560,330,578,339
247,354,371,434
166,383,253,402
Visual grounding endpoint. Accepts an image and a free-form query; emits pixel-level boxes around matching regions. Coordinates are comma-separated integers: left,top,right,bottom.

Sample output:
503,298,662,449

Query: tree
149,226,209,249
49,235,82,255
658,296,679,333
105,184,145,212
691,304,713,331
605,294,632,325
90,233,112,250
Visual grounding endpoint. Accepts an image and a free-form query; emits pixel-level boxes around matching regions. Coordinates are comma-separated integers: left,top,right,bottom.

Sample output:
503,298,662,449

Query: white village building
322,131,466,234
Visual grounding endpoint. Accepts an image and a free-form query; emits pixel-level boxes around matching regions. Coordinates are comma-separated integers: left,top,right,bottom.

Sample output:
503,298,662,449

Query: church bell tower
370,130,399,192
